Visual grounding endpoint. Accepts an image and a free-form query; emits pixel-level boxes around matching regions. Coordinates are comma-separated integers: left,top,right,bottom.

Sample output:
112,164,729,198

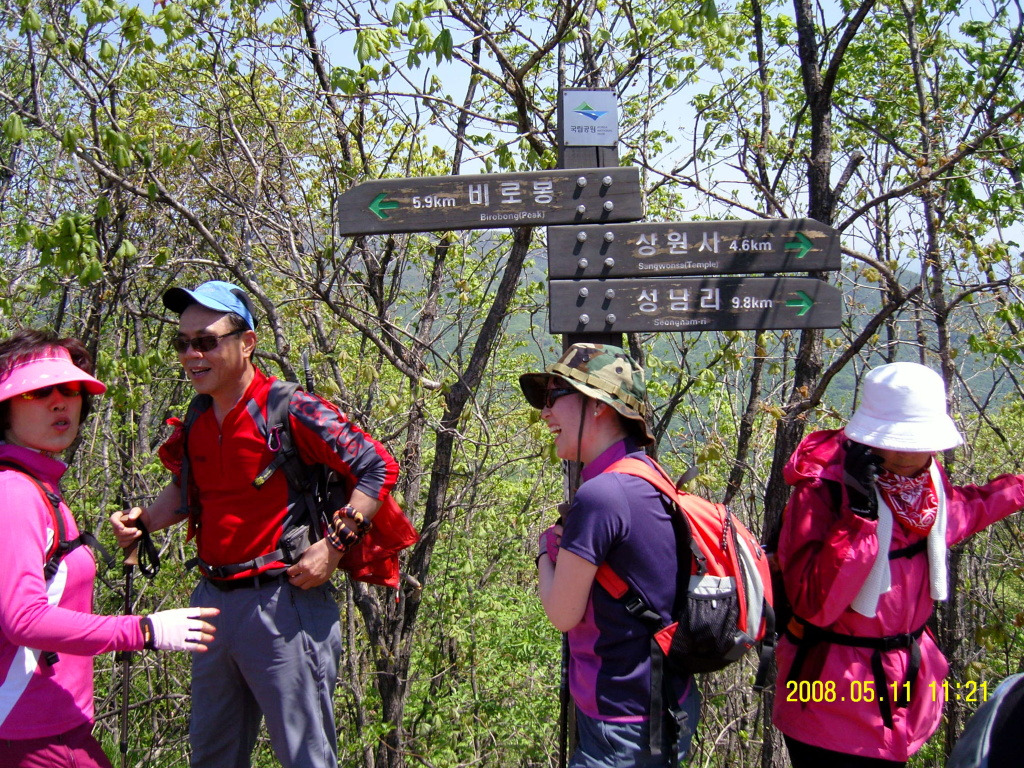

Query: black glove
842,440,883,520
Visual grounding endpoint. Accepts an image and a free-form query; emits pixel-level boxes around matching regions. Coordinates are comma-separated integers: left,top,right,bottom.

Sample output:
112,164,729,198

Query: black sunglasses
20,384,83,400
171,329,244,354
543,386,578,409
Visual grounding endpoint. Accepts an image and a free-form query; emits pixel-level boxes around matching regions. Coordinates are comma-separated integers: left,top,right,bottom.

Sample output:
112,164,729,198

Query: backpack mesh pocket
665,575,752,673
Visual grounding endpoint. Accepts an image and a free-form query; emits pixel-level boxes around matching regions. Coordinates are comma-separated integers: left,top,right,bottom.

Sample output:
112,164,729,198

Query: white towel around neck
850,461,948,617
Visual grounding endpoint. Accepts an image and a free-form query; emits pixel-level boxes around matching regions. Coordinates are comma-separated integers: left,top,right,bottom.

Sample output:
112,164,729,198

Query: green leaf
20,8,43,34
61,128,80,152
79,258,104,286
2,113,28,142
99,39,116,62
115,239,138,258
433,29,453,62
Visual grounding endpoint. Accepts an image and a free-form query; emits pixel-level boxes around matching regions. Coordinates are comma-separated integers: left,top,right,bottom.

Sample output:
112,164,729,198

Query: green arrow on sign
784,231,813,259
785,290,814,316
369,192,400,220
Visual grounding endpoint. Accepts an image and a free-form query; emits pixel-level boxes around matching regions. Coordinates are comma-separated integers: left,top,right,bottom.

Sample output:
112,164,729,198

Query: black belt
786,617,926,729
204,570,288,591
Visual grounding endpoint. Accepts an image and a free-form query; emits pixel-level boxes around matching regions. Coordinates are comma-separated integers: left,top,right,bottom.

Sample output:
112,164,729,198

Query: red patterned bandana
876,467,938,536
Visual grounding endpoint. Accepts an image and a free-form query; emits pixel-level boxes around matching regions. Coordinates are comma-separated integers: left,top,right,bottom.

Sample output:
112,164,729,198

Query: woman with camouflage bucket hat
520,343,700,767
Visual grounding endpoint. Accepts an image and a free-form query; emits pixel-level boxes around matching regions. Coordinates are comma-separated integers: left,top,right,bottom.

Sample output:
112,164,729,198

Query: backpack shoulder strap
603,456,708,573
178,393,213,518
605,457,680,499
0,460,65,566
0,460,69,666
594,455,694,756
0,460,112,575
594,456,698,597
247,379,309,492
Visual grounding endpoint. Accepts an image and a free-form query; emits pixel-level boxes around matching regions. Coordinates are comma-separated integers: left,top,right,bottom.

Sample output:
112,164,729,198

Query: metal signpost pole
553,85,629,768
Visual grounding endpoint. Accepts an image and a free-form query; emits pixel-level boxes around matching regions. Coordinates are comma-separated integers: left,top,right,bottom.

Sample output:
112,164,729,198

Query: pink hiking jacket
0,444,142,739
772,429,1024,761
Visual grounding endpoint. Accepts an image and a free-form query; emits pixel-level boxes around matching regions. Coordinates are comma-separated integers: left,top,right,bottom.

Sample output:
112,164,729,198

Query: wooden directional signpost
335,166,644,236
332,95,844,768
330,103,842,334
547,218,843,333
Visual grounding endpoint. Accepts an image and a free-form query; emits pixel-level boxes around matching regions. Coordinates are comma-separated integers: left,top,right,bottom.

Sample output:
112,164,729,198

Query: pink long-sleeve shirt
0,444,143,739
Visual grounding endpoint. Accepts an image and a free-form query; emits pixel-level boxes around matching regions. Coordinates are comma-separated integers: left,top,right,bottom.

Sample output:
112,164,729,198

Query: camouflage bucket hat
519,343,654,445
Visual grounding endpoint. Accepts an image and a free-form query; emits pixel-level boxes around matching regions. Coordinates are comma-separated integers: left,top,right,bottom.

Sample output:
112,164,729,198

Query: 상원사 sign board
335,167,644,235
547,218,841,279
548,276,842,333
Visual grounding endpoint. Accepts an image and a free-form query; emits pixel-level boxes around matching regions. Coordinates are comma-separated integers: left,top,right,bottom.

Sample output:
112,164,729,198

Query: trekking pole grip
123,507,144,569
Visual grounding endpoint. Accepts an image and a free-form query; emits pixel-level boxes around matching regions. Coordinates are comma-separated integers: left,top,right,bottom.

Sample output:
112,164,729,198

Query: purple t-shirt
561,439,692,721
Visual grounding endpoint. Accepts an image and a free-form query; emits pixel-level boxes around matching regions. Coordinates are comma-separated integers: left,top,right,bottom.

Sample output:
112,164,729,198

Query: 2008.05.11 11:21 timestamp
785,679,989,703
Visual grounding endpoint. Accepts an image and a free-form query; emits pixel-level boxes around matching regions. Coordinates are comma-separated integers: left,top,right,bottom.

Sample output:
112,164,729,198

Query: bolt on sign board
547,219,841,279
548,276,842,333
335,167,644,236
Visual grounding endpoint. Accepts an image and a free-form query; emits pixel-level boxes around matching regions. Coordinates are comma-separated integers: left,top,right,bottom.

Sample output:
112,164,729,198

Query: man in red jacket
111,280,399,768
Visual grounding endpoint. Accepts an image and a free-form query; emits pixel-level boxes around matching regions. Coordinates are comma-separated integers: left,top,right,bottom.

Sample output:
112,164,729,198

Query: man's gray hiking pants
188,576,343,768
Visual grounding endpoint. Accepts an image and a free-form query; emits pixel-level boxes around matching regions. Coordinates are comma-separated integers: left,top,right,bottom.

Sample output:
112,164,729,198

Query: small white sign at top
563,89,619,147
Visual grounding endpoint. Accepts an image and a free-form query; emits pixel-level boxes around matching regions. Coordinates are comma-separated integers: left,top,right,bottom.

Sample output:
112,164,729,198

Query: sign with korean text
562,89,619,147
335,167,643,235
547,219,841,278
549,276,842,333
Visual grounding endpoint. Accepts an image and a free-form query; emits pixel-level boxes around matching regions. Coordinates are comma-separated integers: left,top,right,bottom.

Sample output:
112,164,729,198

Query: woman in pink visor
0,329,219,768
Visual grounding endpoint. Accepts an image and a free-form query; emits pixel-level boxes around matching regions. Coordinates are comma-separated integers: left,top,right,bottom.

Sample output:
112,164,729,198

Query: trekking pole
554,500,573,768
558,636,570,768
119,532,140,768
116,511,159,768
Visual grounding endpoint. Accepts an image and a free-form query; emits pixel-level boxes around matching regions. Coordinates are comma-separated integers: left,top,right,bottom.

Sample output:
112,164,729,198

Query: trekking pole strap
131,519,160,579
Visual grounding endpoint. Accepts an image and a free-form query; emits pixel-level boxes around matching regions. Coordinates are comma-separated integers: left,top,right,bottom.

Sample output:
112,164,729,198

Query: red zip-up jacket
161,367,399,578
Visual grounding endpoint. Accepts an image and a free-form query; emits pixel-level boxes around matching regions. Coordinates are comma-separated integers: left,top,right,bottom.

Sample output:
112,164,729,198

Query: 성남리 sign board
547,218,841,279
549,276,842,333
335,167,643,235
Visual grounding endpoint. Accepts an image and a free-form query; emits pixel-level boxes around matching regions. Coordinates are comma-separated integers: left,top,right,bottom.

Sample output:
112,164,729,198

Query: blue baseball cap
162,280,257,330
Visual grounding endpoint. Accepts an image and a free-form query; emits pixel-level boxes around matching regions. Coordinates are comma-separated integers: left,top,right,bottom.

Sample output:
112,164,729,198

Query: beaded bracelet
325,505,372,553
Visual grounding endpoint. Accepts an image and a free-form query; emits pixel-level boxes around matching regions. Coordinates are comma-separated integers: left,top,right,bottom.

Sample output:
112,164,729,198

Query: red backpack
596,458,775,680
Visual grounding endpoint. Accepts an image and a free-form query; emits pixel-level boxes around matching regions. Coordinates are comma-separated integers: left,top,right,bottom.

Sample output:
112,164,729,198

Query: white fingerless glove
142,608,205,651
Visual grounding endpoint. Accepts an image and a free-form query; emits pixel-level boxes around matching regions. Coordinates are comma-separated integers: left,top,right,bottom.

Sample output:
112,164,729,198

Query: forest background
2,0,1024,765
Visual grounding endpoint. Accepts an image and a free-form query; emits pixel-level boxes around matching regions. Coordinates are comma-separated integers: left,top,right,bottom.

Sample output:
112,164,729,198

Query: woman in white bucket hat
0,329,219,768
773,362,1024,768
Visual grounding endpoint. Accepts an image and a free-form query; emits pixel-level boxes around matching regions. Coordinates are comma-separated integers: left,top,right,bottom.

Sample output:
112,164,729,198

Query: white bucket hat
844,362,962,452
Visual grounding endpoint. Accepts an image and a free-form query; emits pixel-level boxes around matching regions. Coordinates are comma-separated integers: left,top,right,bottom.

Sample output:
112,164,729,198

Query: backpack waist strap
786,616,926,728
188,552,289,580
